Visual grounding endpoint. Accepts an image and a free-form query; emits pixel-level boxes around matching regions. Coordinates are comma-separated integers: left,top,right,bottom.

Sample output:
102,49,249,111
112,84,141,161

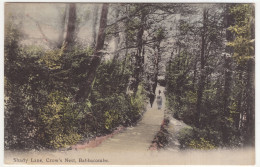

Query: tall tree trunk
92,5,99,47
112,7,121,64
132,9,145,95
152,41,161,94
244,57,255,146
76,3,109,101
195,8,207,128
236,71,243,130
192,56,197,90
222,54,232,144
222,4,234,144
223,4,234,116
64,3,77,50
120,28,129,79
243,4,255,146
57,4,68,48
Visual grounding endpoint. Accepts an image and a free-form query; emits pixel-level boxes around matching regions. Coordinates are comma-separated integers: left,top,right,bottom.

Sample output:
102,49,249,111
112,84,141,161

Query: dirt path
72,84,189,153
85,85,165,153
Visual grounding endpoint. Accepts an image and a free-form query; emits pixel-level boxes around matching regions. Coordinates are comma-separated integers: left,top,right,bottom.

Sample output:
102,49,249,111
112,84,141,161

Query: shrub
38,91,82,149
104,110,122,130
189,138,215,150
177,127,194,149
177,127,215,150
89,60,146,134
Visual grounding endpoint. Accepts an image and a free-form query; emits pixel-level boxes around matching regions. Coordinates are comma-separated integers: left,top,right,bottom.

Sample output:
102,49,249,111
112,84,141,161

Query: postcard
3,2,255,165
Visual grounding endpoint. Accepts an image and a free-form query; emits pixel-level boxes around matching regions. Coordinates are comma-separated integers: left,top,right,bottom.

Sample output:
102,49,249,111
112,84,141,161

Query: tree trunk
222,54,232,144
92,5,99,47
244,58,255,146
112,8,121,64
120,29,129,80
243,5,255,146
57,4,68,48
222,4,235,144
120,5,130,79
64,3,77,49
223,4,234,116
152,41,161,94
192,56,197,90
195,8,207,128
76,3,109,101
132,9,145,95
235,71,243,130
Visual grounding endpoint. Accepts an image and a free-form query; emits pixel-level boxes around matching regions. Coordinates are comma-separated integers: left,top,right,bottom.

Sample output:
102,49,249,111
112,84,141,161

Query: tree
57,5,68,48
76,3,109,101
91,4,99,47
195,7,207,128
64,3,77,49
228,4,255,146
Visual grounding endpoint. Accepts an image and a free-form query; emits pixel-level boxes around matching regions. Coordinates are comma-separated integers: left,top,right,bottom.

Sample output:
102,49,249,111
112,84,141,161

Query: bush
49,133,82,149
4,23,51,149
38,91,82,149
86,61,146,135
189,138,215,150
90,86,146,134
177,127,194,149
177,127,215,150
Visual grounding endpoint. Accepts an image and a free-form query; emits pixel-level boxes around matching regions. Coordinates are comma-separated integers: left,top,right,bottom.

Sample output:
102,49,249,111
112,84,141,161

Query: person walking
159,90,161,95
156,95,162,110
149,93,155,108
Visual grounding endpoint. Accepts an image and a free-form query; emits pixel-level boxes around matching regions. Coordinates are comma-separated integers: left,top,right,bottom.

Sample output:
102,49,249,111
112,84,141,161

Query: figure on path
156,95,162,110
149,93,155,108
159,90,161,95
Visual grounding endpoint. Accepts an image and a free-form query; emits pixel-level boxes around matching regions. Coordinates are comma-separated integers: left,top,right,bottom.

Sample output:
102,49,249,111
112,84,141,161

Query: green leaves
189,137,215,150
39,91,82,148
228,4,254,63
166,4,255,149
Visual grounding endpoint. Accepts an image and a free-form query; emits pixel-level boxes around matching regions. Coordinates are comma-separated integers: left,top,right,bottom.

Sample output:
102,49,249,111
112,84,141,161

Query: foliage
166,4,254,149
189,138,215,150
4,24,146,150
227,4,254,63
227,4,255,146
38,91,82,148
177,127,215,150
90,61,146,134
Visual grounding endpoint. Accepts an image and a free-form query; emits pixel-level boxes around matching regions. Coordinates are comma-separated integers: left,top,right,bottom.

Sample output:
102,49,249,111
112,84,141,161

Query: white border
0,1,259,167
0,0,258,2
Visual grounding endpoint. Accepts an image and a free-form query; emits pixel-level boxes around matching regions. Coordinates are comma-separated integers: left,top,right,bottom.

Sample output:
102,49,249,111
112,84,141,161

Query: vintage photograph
4,2,255,165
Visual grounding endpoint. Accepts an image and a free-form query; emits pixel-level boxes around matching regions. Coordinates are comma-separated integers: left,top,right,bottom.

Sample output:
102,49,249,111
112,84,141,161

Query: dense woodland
4,3,254,150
